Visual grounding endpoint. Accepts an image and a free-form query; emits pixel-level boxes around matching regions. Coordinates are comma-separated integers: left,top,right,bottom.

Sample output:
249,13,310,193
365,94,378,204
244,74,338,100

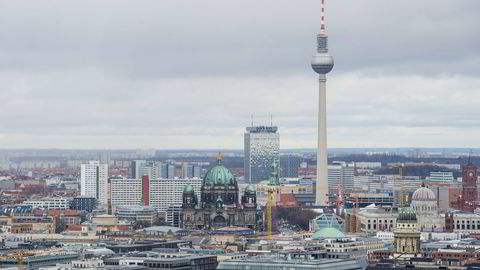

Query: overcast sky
0,0,479,149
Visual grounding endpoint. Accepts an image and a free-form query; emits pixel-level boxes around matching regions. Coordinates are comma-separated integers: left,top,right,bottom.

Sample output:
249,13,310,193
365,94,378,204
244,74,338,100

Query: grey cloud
0,0,478,77
0,0,479,149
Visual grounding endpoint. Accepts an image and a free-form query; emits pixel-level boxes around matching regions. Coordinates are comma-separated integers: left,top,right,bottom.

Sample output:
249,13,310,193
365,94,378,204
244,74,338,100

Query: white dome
412,186,436,201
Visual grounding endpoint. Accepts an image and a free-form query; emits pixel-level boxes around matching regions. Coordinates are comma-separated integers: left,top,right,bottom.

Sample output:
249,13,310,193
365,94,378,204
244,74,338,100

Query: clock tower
461,163,478,212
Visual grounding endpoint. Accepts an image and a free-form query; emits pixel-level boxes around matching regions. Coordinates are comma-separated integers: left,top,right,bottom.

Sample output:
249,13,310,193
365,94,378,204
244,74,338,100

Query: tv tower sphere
311,48,334,74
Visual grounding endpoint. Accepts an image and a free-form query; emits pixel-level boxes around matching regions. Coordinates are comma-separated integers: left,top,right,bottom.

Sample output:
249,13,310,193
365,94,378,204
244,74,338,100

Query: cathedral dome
412,184,436,201
203,157,236,187
183,184,194,195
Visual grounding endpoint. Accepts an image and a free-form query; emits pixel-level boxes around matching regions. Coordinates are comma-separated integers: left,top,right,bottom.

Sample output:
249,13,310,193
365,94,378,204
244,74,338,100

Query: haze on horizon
0,0,479,150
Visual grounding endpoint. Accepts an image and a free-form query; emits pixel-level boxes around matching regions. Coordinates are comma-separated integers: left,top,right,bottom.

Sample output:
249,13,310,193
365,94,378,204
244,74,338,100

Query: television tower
311,0,334,206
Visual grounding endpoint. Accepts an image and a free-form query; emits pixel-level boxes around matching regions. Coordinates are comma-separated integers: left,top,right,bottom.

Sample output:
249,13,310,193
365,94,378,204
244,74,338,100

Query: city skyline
0,0,479,149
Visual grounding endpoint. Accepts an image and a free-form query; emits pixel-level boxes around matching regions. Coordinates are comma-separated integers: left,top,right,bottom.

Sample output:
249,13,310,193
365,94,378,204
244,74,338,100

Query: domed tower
182,184,197,228
312,0,334,206
242,184,257,209
201,154,239,207
411,183,444,231
394,208,421,255
182,184,197,208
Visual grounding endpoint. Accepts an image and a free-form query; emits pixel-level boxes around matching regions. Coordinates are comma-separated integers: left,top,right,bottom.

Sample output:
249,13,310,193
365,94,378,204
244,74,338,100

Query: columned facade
393,209,421,255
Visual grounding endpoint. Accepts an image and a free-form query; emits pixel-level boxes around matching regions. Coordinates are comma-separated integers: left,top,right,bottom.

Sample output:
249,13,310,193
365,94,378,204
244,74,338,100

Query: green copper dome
397,208,417,223
245,184,256,195
183,184,194,194
203,158,236,187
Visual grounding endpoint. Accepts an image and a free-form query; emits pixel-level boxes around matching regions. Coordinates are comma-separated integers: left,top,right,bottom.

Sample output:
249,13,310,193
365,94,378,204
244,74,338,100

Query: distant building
160,163,175,179
104,254,217,270
23,197,72,210
115,205,157,224
217,256,364,270
110,177,201,213
445,211,480,233
0,151,9,170
244,126,280,183
70,196,96,212
255,178,314,207
355,162,382,169
166,204,183,227
182,163,202,179
328,162,355,195
131,160,147,179
280,155,302,178
392,176,422,207
344,206,398,234
345,193,394,209
428,171,454,183
80,161,109,205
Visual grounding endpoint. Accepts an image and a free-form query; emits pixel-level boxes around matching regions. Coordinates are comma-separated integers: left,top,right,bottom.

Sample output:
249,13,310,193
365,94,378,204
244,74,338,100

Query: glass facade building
244,126,280,183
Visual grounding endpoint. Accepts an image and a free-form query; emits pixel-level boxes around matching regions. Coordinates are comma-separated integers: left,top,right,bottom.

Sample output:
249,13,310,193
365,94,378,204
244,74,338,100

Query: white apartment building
81,161,109,205
110,178,202,213
23,197,72,210
328,162,355,194
428,171,455,183
355,162,382,169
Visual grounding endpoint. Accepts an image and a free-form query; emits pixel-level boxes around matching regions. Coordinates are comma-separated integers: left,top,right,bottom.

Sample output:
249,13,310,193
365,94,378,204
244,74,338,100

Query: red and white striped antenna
320,0,326,33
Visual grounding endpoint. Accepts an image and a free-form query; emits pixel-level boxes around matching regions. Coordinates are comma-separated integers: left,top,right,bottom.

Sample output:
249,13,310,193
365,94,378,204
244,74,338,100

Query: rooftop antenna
270,114,273,127
251,114,254,127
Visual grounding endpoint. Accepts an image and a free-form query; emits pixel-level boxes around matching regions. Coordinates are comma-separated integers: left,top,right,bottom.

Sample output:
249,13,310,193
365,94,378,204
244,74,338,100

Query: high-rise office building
280,155,302,178
80,161,109,205
311,0,334,206
160,163,175,179
99,150,111,165
139,161,161,180
0,151,9,170
182,163,202,179
131,160,147,179
328,162,355,195
244,126,280,183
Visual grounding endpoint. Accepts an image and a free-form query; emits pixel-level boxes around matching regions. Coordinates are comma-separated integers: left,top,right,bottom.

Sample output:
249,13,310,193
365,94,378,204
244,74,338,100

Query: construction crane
267,188,277,240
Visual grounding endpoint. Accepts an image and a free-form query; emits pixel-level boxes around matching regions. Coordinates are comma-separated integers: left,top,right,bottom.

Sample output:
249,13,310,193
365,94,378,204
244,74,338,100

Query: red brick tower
462,163,478,212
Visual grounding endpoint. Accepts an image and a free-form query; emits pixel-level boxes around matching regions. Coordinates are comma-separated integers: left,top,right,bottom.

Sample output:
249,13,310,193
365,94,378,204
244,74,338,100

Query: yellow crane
267,189,277,240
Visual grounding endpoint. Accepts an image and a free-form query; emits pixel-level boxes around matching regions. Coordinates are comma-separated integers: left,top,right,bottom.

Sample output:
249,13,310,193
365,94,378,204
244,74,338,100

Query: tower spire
320,0,326,33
